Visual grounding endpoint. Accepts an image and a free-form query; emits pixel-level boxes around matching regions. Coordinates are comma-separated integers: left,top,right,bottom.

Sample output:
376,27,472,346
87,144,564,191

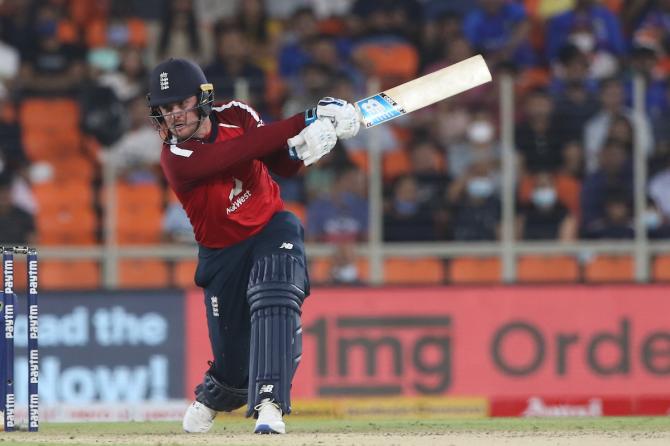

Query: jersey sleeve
162,113,306,192
261,149,303,177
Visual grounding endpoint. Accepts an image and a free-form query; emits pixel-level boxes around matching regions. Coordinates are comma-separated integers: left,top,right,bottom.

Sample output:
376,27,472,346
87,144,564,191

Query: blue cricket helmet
147,57,214,117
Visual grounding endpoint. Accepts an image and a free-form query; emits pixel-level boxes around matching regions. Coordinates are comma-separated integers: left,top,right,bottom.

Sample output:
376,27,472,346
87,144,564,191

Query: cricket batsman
147,58,359,434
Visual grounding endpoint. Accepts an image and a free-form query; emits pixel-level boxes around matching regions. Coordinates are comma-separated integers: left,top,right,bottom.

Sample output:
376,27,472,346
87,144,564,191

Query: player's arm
166,114,306,191
261,149,303,177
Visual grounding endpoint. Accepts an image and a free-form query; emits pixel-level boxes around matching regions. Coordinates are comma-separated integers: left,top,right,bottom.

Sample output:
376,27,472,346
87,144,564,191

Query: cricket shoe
254,398,285,434
182,401,217,433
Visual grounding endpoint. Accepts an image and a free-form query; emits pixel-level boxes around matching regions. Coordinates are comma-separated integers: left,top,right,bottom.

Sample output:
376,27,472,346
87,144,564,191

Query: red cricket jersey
160,101,306,248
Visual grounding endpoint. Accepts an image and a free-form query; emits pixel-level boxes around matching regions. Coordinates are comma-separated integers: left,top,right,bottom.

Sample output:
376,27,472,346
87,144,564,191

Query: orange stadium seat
584,255,634,283
347,150,369,171
384,257,445,284
117,207,163,244
33,180,94,213
383,149,411,180
355,42,419,88
20,98,80,130
110,182,164,212
173,259,198,289
40,260,100,290
22,129,82,161
36,208,97,243
653,255,670,282
449,257,501,284
517,255,580,283
119,259,170,288
49,155,96,182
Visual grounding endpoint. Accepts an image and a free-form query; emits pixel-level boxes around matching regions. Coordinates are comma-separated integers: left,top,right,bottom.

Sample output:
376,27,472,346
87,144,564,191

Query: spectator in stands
348,0,423,43
18,2,85,96
560,140,586,179
584,190,635,239
0,87,25,172
232,0,274,70
154,0,213,65
0,20,18,90
546,0,625,77
420,10,463,69
517,171,577,241
463,0,536,67
649,152,670,222
409,135,449,206
162,200,195,243
84,1,147,50
329,242,364,285
278,6,319,80
204,23,267,114
549,43,599,99
101,95,162,183
0,172,34,244
647,197,670,239
623,43,667,118
384,175,437,241
304,141,353,202
552,78,599,146
580,139,632,233
282,62,335,117
449,159,500,241
516,88,562,174
584,77,654,173
98,46,149,103
633,0,670,56
306,166,368,242
447,109,500,179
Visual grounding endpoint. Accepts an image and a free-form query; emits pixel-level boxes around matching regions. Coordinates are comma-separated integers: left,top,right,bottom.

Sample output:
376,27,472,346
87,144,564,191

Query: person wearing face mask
449,160,501,241
645,198,670,239
546,0,625,65
447,110,500,180
517,172,577,241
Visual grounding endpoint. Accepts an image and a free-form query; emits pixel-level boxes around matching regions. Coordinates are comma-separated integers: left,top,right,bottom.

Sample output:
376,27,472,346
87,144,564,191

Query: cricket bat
354,54,492,128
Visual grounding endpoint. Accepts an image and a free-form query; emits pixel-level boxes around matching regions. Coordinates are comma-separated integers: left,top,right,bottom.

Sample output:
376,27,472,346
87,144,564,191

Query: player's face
158,95,200,140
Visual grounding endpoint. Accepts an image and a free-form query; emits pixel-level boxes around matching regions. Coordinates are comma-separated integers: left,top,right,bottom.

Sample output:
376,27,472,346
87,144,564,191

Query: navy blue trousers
193,211,309,389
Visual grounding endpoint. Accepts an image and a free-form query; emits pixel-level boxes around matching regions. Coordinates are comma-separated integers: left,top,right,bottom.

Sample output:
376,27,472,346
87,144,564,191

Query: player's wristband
304,107,317,126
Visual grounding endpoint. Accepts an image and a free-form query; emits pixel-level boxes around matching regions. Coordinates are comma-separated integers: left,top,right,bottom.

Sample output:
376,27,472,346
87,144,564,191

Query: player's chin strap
246,253,307,417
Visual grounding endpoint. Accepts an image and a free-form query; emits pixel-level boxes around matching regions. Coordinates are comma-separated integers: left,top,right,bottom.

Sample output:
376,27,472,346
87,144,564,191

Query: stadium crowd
1,0,670,285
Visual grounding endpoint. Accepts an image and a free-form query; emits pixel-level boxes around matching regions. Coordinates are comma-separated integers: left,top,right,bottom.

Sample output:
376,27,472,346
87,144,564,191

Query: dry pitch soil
1,417,669,446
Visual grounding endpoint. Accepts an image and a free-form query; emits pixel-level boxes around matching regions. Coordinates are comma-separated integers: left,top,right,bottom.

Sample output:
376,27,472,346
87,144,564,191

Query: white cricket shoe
254,399,285,434
182,401,217,433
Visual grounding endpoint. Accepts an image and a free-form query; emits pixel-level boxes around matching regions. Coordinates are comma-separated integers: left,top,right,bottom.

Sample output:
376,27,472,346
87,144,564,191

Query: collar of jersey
206,112,219,143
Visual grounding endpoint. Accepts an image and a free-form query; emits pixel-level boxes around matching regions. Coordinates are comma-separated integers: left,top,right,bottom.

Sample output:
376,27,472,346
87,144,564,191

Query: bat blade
354,54,492,128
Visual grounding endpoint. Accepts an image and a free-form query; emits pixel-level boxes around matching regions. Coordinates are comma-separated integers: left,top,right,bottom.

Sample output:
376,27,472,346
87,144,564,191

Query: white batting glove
287,118,337,166
315,97,360,139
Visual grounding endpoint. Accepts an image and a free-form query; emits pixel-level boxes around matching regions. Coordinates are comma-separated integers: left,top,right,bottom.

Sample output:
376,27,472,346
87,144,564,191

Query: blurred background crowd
1,0,670,288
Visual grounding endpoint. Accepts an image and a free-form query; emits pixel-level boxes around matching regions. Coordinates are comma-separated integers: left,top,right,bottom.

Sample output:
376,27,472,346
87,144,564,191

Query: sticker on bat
355,93,406,128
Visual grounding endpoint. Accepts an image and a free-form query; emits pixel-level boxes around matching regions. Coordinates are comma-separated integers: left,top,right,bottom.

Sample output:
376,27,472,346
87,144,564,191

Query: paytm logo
305,316,452,396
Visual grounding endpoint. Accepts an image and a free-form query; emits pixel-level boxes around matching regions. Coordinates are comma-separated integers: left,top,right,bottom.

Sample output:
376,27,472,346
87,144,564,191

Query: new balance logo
279,243,293,250
210,296,219,317
260,384,274,394
159,72,169,90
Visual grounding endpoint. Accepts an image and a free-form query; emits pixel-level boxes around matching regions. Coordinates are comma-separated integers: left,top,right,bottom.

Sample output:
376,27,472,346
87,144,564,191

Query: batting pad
247,306,302,416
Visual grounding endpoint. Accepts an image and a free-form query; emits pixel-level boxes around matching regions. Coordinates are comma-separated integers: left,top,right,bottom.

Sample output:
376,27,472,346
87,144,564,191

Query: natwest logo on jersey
226,177,251,215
